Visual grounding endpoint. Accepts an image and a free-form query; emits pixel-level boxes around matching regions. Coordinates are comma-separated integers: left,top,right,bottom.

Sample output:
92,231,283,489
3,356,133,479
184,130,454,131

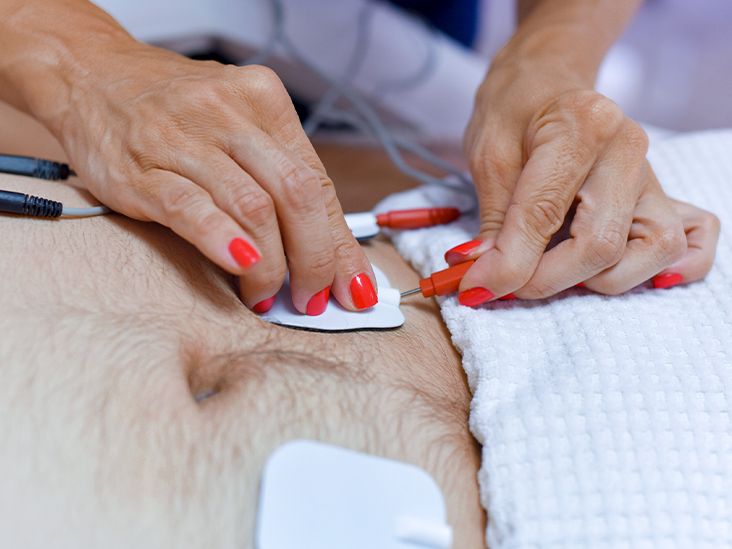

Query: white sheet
378,130,732,547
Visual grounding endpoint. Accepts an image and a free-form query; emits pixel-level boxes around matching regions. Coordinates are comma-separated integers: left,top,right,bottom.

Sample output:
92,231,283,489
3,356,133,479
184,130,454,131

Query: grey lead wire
321,107,473,187
242,0,286,66
371,16,440,99
268,0,475,199
302,2,377,136
61,206,111,218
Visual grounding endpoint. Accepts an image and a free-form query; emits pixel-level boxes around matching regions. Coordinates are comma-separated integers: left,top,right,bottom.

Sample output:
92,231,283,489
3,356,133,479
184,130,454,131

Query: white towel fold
378,130,732,548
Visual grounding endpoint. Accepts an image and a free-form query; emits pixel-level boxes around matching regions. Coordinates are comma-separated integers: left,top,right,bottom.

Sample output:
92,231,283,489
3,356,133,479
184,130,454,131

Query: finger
515,123,649,299
173,150,287,309
584,182,687,295
652,199,721,288
467,131,524,247
136,169,262,276
267,117,378,311
458,122,601,305
228,126,337,315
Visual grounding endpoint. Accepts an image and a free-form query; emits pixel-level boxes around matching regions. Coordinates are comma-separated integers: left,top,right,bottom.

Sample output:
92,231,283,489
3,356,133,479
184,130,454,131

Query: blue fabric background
388,0,480,47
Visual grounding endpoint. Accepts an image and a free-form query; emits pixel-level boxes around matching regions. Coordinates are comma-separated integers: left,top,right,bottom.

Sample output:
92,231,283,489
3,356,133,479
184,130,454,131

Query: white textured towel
378,130,732,548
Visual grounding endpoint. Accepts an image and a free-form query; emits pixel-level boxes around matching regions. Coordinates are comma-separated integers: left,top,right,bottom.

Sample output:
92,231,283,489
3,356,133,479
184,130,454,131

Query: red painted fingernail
306,286,331,316
458,287,494,307
576,282,586,289
499,293,516,301
229,238,260,269
252,295,276,314
350,273,378,309
444,239,483,264
653,272,684,289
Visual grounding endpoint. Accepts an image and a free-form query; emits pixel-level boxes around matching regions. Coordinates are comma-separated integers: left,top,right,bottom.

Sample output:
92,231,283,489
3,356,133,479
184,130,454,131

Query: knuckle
305,248,336,279
470,149,509,184
162,185,208,222
187,81,229,109
619,120,650,156
241,64,285,97
261,260,289,288
575,92,624,127
194,208,227,236
235,188,276,227
583,223,626,269
479,210,504,235
243,262,288,298
563,91,624,142
703,211,722,234
469,147,519,201
332,233,362,264
654,223,687,263
279,163,321,210
522,194,566,240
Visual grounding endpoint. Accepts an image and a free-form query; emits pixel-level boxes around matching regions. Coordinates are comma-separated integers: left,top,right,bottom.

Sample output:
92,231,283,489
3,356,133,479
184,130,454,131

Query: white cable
60,206,112,218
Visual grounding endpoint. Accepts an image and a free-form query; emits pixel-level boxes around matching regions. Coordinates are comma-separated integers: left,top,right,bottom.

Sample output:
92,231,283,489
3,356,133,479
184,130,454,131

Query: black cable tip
0,154,74,180
0,190,62,218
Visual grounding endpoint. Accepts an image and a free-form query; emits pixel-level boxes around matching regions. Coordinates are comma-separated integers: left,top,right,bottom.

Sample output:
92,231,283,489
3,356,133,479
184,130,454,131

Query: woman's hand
454,50,718,306
53,45,377,314
0,0,377,315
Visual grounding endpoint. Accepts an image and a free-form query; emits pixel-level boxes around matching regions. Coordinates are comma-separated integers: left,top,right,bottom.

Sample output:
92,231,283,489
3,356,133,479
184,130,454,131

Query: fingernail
575,282,586,289
252,295,276,314
499,293,516,301
306,286,331,316
444,239,483,264
350,273,378,309
458,287,494,307
653,272,684,289
229,238,260,269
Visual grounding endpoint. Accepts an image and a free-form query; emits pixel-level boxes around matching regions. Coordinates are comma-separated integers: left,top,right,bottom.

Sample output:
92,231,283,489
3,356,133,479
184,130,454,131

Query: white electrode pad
259,265,404,331
256,440,452,549
345,212,380,241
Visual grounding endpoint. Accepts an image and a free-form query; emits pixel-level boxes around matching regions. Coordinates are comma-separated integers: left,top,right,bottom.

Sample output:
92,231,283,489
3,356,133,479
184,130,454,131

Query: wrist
0,0,138,136
492,24,601,88
494,0,641,87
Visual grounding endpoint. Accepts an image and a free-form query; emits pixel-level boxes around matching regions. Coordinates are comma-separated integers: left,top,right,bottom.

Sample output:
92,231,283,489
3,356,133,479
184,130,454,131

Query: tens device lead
400,260,476,299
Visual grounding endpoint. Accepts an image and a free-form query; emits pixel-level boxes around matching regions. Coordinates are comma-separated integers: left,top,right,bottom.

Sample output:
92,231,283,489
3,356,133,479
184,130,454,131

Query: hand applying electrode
410,197,721,306
456,0,720,307
0,0,380,318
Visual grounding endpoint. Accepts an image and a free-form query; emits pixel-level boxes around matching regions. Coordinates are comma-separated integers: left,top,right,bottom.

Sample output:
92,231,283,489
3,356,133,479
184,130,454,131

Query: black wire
0,154,75,181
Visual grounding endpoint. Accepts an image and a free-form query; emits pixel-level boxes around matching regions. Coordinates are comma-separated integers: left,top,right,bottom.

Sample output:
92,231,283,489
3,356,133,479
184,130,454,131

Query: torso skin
0,103,486,548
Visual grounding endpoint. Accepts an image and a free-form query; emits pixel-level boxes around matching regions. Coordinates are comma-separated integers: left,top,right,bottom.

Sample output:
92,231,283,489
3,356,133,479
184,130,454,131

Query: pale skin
0,104,485,548
0,0,720,315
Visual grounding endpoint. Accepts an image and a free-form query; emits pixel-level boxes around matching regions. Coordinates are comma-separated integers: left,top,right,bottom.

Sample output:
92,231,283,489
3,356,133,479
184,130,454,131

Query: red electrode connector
417,260,476,298
375,207,460,229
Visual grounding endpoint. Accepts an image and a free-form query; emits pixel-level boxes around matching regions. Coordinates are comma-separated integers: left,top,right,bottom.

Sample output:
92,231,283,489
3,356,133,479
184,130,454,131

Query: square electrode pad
259,265,404,331
257,440,452,549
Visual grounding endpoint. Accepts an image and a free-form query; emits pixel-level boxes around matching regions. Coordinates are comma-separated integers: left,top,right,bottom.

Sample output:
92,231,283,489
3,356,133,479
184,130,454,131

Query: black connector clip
0,190,62,218
0,154,74,180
